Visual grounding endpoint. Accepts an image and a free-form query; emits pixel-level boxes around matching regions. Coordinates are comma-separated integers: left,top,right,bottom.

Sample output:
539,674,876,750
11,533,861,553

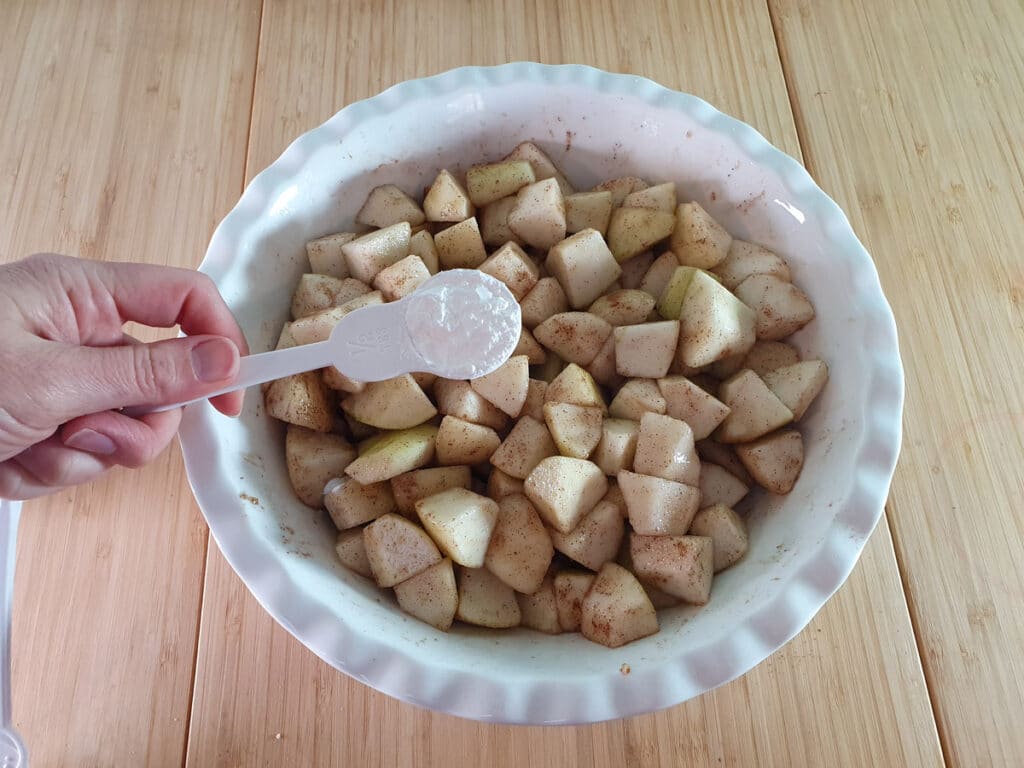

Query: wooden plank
0,1,261,764
187,1,943,765
769,0,1024,764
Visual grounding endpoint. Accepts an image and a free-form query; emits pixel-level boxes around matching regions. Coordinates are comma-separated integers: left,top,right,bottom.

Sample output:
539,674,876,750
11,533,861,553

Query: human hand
0,254,249,500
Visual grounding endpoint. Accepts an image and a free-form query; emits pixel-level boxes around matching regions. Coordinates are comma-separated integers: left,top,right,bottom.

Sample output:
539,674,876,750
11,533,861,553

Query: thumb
59,335,240,416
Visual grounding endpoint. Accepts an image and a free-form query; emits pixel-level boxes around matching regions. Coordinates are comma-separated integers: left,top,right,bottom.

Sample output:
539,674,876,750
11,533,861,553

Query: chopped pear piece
638,251,680,299
363,513,441,587
619,251,656,290
633,412,700,486
424,169,474,222
504,141,575,195
614,321,679,379
524,456,608,534
341,374,436,429
712,239,791,290
372,254,430,301
678,270,756,368
394,558,458,631
490,415,557,479
285,425,356,507
549,499,624,571
742,340,800,377
466,160,536,206
585,334,622,389
479,195,525,247
735,428,804,494
655,265,698,320
545,363,606,410
289,291,384,345
592,176,649,206
543,402,604,459
456,567,521,628
608,379,666,420
606,207,675,262
618,470,701,535
580,562,659,648
763,360,829,420
434,216,487,269
716,369,794,443
630,534,713,604
341,221,412,284
533,312,612,366
519,276,569,329
589,289,656,326
335,528,373,577
657,375,730,439
484,493,554,593
433,379,509,430
356,184,426,228
734,273,816,340
565,191,613,235
345,424,438,484
696,439,753,486
517,577,562,634
670,202,732,268
554,570,595,632
513,326,547,364
291,273,370,319
601,482,628,518
546,229,622,309
306,232,355,278
622,181,677,213
390,465,472,515
416,487,499,567
325,476,396,530
592,418,640,476
478,242,539,300
486,467,525,499
698,462,749,508
435,415,501,466
689,505,748,572
408,229,440,274
470,354,530,417
508,178,566,250
265,371,333,432
521,378,548,421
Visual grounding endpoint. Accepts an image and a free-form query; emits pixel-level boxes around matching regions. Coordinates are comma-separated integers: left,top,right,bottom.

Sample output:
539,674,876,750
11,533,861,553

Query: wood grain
185,1,942,765
0,1,261,765
769,1,1024,764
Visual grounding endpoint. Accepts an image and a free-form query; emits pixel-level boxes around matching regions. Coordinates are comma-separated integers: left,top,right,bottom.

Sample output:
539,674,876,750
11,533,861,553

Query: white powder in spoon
403,269,521,379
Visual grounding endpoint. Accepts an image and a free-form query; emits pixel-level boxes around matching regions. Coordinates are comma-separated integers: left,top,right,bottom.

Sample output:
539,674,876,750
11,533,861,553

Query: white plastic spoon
0,499,25,768
129,269,522,415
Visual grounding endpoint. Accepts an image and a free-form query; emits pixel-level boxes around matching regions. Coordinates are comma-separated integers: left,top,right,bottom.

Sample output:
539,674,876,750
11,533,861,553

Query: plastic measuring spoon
130,269,522,415
0,499,25,767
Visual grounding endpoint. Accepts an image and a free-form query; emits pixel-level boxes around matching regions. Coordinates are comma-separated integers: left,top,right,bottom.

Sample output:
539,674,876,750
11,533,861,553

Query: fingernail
191,338,238,382
65,429,117,455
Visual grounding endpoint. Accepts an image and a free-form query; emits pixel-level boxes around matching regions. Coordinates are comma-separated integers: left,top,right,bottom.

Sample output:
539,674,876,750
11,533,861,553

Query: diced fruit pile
266,142,828,648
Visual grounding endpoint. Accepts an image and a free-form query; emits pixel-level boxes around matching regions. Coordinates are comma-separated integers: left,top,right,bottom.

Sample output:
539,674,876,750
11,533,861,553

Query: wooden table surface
2,0,1022,765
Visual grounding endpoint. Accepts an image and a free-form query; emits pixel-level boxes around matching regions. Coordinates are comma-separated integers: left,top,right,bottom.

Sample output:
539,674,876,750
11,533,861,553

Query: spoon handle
0,499,26,766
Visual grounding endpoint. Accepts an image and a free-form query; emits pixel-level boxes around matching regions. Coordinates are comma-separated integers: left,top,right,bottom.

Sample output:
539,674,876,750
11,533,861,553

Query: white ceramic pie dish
178,63,904,724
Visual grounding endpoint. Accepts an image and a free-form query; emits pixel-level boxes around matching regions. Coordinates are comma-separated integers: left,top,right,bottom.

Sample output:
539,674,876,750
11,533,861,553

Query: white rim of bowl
180,62,905,724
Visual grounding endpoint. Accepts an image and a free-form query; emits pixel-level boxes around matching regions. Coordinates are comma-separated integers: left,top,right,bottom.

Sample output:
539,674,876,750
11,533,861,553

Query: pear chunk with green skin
373,255,430,301
356,184,425,228
363,513,441,587
416,487,498,568
265,371,333,432
639,251,680,299
618,470,701,536
341,374,436,430
466,160,536,206
545,363,606,410
734,273,816,340
435,216,487,269
408,229,440,274
655,266,698,320
394,558,458,631
678,270,756,368
524,456,608,534
606,207,675,262
325,477,396,530
489,415,557,480
689,505,749,572
670,202,732,269
520,276,569,329
735,428,804,494
504,141,575,196
763,360,829,420
517,577,562,634
433,379,508,431
698,463,749,508
543,402,604,459
657,375,730,440
622,182,677,213
614,321,679,379
742,340,800,377
589,289,656,326
546,229,622,309
716,369,794,443
478,242,539,300
592,418,640,476
306,232,355,278
345,425,438,484
470,355,530,417
549,500,625,571
390,466,471,516
423,169,474,222
565,191,613,235
291,273,370,319
341,221,412,284
630,534,713,605
335,529,373,578
554,571,595,632
456,567,521,628
580,562,659,648
508,178,566,250
285,425,356,507
484,493,554,594
712,239,791,290
593,176,649,206
533,312,613,366
608,379,666,420
633,412,700,486
435,416,500,466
